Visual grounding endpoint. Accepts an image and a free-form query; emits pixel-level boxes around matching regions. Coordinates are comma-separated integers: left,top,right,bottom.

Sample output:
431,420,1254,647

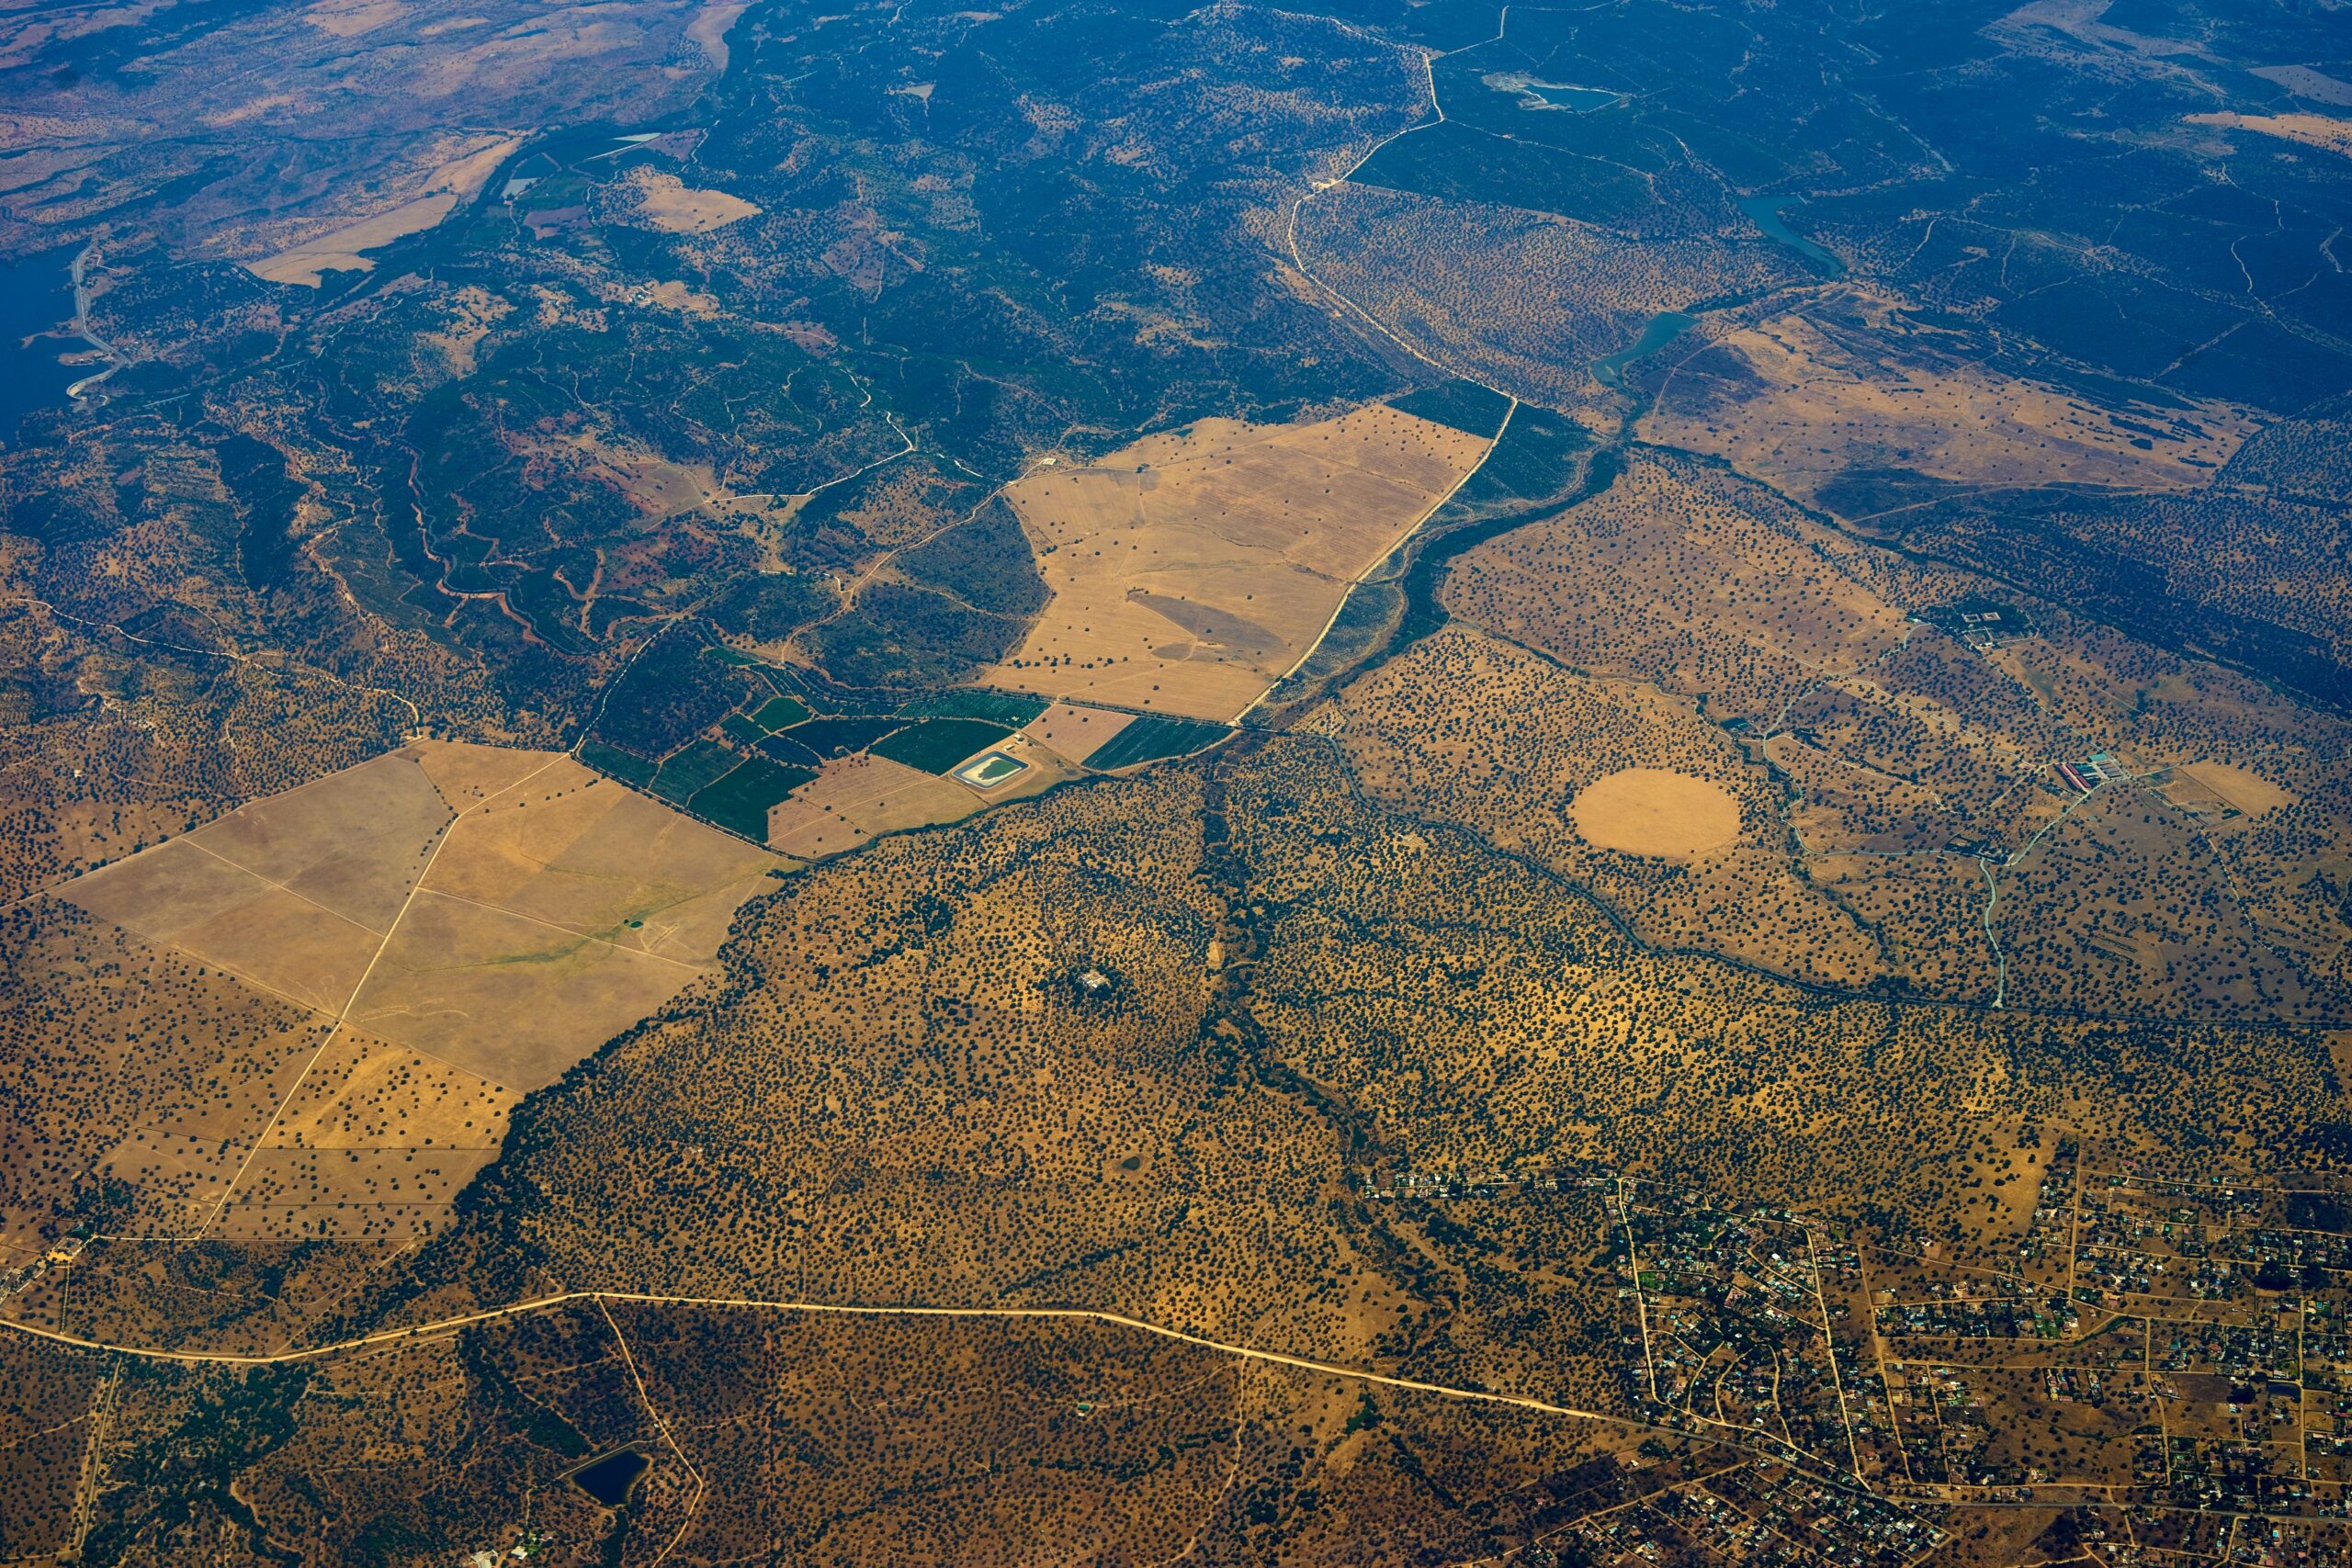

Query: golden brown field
625,169,763,234
987,403,1493,720
1570,768,1744,859
765,753,991,858
245,135,523,286
1,739,776,1271
2186,110,2352,159
1020,700,1136,761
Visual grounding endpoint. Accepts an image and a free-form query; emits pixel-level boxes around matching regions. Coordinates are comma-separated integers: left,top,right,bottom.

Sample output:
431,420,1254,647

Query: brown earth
1570,768,1744,859
628,169,763,234
9,739,776,1258
246,135,523,286
987,403,1493,720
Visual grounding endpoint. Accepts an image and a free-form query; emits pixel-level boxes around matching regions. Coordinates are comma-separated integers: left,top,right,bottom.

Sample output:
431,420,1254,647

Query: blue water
0,243,82,446
1592,310,1696,388
572,1449,650,1506
1736,195,1845,275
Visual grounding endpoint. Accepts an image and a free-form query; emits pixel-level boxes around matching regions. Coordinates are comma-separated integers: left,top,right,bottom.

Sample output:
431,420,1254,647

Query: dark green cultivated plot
1080,716,1232,771
750,694,813,730
650,738,746,804
1387,381,1514,439
578,739,658,789
872,717,1015,774
690,757,814,840
791,716,905,757
899,688,1052,726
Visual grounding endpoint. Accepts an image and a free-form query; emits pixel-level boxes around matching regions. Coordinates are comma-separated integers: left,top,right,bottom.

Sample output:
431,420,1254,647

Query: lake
1591,310,1696,388
1736,195,1845,275
0,243,84,446
571,1448,650,1506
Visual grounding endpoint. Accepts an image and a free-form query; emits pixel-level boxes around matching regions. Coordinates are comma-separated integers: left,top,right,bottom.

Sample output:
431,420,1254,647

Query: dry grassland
302,0,410,39
1447,447,1908,725
627,168,763,233
418,283,513,375
536,425,724,517
766,754,979,858
1639,290,2256,510
1295,180,1801,416
0,1334,101,1559
56,748,453,1014
412,756,773,965
638,277,724,315
1317,627,1883,987
987,403,1492,720
247,134,522,286
2178,760,2296,816
345,894,709,1089
387,767,1483,1382
1439,446,2349,1015
404,730,2348,1446
686,0,752,68
0,904,327,1252
5,739,775,1263
1021,700,1136,760
2187,111,2352,159
261,1029,516,1151
1570,768,1743,858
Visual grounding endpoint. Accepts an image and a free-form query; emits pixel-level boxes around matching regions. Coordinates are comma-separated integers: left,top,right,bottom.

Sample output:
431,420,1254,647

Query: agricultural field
0,739,776,1338
987,402,1497,720
578,625,1238,857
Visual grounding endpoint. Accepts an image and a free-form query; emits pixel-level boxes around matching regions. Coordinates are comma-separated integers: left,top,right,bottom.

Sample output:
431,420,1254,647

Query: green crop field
690,757,814,841
791,716,904,757
1080,716,1232,771
650,738,747,804
899,689,1051,726
751,695,812,730
871,717,1013,774
580,739,659,788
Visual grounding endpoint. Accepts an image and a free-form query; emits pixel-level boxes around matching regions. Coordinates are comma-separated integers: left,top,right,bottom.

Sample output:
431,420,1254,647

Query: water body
571,1449,650,1506
0,243,84,446
1736,195,1846,276
1590,310,1695,388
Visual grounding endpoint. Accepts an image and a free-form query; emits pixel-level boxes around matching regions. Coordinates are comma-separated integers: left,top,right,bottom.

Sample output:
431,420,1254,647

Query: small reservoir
570,1449,650,1506
1591,310,1696,388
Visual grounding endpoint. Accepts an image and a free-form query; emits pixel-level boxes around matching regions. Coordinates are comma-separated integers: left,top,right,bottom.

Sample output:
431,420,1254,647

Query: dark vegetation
1387,380,1515,439
1080,715,1234,771
870,716,1014,773
688,757,811,839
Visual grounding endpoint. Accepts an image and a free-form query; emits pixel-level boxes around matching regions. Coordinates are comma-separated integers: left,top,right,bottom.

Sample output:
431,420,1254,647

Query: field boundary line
1,737,457,917
187,756,570,1241
406,886,710,976
1233,396,1517,724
